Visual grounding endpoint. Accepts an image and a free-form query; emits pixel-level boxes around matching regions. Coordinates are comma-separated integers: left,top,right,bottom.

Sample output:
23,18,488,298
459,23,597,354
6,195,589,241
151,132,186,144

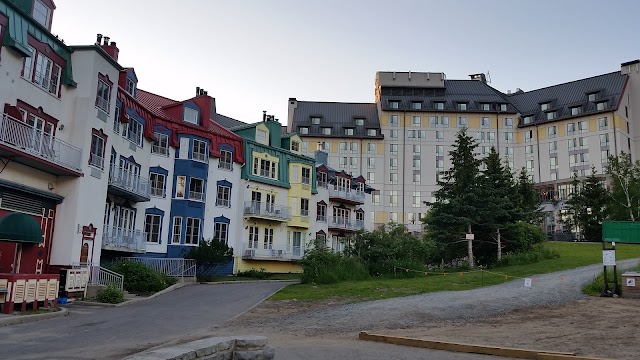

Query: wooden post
467,224,475,269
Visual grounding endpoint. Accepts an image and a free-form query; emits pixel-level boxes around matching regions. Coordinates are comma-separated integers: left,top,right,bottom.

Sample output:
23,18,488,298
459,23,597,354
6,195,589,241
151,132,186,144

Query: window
540,103,550,111
317,203,327,222
440,117,449,128
525,145,534,156
390,115,399,127
33,0,51,27
457,103,467,111
567,123,576,135
407,130,415,138
390,173,398,184
367,158,375,169
412,116,421,127
124,119,144,147
546,111,556,120
436,159,444,172
317,172,328,187
505,147,514,158
598,117,609,130
413,144,420,154
339,142,347,153
301,141,308,154
601,150,610,166
291,141,300,152
434,102,445,110
412,102,422,110
458,117,468,128
150,173,166,197
322,127,332,135
436,145,444,156
367,129,377,136
172,217,182,244
481,103,491,111
311,117,321,125
256,129,268,143
571,106,581,116
145,215,161,243
390,129,398,138
389,191,398,206
214,222,229,244
550,157,558,170
390,212,398,222
504,118,513,128
579,137,588,149
548,126,557,138
219,150,233,170
367,172,375,183
481,117,490,128
189,178,205,201
487,132,495,143
344,128,354,136
192,139,207,162
149,133,168,156
389,100,400,109
549,141,557,153
505,132,514,143
436,131,444,142
525,130,533,143
390,144,398,154
300,198,309,217
175,176,186,198
500,104,508,112
596,101,607,111
248,226,259,249
216,185,231,207
417,130,426,139
551,172,557,181
526,160,534,174
430,116,438,127
185,218,201,245
389,158,398,169
413,173,421,183
367,143,376,154
578,121,588,133
90,131,106,169
600,133,609,146
373,192,380,205
568,138,577,150
476,132,485,142
302,167,311,184
413,159,420,170
523,116,533,124
113,104,121,134
588,93,597,101
482,146,491,156
317,142,329,151
125,78,136,96
95,79,111,112
355,118,365,126
413,192,421,207
253,158,277,179
299,127,309,134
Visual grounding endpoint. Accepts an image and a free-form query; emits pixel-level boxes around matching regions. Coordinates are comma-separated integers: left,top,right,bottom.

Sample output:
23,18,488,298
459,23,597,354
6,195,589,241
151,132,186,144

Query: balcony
243,201,290,222
329,186,365,205
101,225,146,253
108,165,151,202
328,216,365,232
241,245,303,262
188,190,205,202
0,113,82,176
288,210,310,228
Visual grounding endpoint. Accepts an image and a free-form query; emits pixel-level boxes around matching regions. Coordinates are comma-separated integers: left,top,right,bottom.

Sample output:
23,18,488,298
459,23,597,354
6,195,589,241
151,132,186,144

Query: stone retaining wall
124,335,274,360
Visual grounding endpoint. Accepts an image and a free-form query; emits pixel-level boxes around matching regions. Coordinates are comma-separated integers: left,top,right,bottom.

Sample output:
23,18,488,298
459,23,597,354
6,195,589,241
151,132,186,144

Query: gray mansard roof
291,101,383,139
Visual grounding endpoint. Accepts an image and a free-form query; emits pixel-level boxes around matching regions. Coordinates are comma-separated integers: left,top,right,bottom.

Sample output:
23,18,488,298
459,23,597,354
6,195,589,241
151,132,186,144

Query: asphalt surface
0,282,288,360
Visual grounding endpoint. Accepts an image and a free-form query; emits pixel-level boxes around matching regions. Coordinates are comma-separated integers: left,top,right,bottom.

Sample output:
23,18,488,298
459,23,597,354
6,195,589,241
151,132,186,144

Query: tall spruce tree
579,167,608,241
562,172,583,238
516,167,542,224
427,128,483,268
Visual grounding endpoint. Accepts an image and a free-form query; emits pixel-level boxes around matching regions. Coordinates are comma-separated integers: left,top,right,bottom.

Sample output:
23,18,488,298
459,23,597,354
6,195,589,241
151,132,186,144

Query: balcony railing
241,245,302,261
108,165,150,201
189,191,205,201
216,198,230,207
328,186,365,204
150,187,166,197
151,145,169,156
243,201,290,221
0,113,82,173
101,225,146,253
317,215,327,222
218,161,233,171
329,216,365,231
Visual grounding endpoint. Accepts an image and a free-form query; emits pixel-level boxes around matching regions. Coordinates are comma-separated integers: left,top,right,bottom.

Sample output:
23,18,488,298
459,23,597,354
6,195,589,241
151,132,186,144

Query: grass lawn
271,241,640,302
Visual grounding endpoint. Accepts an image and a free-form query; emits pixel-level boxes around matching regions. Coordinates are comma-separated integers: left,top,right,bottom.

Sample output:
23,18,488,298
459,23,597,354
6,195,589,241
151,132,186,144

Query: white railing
88,265,124,291
150,187,166,197
329,217,365,231
243,201,290,220
328,186,365,203
108,165,150,199
96,97,110,113
0,113,83,172
193,152,206,162
189,191,205,201
89,153,104,169
120,258,196,278
102,225,147,252
241,245,302,261
317,215,327,222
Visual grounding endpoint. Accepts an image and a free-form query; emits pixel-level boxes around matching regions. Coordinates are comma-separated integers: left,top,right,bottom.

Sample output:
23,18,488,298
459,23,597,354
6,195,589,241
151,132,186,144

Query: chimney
263,111,267,122
96,34,103,45
99,36,119,62
507,89,512,95
469,73,487,84
196,87,200,96
621,59,640,75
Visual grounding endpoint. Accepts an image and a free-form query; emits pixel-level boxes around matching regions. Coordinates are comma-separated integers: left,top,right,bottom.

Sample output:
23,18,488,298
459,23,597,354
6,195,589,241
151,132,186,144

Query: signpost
601,241,620,297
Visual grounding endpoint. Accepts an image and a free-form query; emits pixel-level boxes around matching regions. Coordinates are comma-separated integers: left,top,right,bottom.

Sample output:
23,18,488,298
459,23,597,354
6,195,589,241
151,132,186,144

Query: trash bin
622,272,640,299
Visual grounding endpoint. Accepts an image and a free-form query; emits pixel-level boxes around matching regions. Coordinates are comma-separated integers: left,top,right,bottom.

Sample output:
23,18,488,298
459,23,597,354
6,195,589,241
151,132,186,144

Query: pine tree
515,167,541,224
562,172,583,238
427,128,483,268
579,167,608,241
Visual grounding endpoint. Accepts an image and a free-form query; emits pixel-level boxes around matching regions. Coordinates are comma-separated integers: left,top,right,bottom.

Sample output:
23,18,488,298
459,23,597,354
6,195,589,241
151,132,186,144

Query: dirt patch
229,297,640,360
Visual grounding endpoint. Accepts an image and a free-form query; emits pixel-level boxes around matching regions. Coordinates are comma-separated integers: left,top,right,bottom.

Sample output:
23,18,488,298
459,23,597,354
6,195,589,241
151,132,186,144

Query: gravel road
236,259,640,335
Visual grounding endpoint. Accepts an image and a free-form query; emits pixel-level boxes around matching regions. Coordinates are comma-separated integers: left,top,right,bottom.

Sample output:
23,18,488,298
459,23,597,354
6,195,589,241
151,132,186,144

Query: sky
53,0,640,125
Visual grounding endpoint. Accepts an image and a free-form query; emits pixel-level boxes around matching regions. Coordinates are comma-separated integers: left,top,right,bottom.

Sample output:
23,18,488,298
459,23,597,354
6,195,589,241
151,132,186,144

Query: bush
96,285,124,304
494,243,560,267
237,268,269,279
107,261,176,294
300,248,369,284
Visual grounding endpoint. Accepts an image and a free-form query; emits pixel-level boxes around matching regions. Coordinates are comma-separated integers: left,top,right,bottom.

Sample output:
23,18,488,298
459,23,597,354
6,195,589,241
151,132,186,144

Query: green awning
0,213,43,243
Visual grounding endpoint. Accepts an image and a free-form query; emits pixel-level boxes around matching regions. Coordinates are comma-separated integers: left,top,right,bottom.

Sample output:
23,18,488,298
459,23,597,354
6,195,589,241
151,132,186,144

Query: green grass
582,265,637,296
271,242,640,302
200,273,301,282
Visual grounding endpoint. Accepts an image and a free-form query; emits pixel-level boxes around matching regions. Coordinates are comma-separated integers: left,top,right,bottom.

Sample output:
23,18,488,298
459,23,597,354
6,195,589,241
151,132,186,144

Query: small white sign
465,233,474,240
603,250,616,266
524,278,532,288
627,278,636,287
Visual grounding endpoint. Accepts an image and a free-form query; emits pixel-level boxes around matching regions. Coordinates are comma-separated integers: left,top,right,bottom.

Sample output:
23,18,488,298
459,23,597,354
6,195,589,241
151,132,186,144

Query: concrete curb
0,307,69,327
73,281,191,308
202,280,300,285
358,332,611,360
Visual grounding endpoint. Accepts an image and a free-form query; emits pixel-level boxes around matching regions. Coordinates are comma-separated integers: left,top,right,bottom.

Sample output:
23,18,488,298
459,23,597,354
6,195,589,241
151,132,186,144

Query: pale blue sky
53,0,640,124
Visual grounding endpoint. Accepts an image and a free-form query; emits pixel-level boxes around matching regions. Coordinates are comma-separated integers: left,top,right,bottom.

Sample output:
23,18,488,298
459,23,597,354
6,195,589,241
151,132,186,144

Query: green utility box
602,221,640,244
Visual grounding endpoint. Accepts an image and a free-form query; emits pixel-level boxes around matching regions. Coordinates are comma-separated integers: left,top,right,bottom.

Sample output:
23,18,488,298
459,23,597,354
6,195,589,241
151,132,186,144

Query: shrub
494,243,560,267
107,261,175,294
96,285,124,304
300,248,369,284
184,239,234,276
237,268,270,279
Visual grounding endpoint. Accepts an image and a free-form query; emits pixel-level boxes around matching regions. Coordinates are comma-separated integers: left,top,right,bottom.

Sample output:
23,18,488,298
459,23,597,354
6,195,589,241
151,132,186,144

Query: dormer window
588,92,598,101
411,102,422,110
344,128,354,136
571,106,581,116
33,0,51,28
389,100,400,109
125,78,136,97
321,127,332,135
523,116,533,124
256,129,268,144
500,104,508,112
291,140,300,152
481,103,491,111
546,111,556,120
434,102,445,110
457,103,467,110
184,107,198,125
540,102,550,111
311,116,321,124
367,129,377,136
298,127,309,134
355,118,365,126
596,101,607,111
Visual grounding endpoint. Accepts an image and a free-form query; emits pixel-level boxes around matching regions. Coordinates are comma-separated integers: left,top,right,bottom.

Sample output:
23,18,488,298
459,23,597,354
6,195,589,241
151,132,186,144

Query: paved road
0,282,289,360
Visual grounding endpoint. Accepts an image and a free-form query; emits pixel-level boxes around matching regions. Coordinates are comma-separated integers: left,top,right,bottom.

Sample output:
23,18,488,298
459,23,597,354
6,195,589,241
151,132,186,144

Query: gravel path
238,259,640,335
